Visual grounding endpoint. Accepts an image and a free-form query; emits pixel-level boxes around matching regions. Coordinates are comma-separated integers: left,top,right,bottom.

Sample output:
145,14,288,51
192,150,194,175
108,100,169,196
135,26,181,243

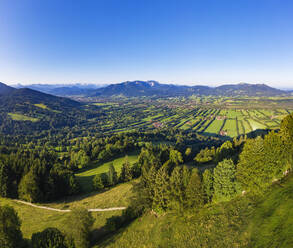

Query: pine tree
120,156,132,182
0,161,13,198
213,159,239,202
108,163,118,186
169,166,184,210
152,166,170,213
202,169,214,203
185,168,204,208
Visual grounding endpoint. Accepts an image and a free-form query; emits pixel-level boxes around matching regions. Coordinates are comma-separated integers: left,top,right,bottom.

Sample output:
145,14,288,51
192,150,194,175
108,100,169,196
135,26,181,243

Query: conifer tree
202,169,214,203
152,166,170,212
0,161,13,198
108,163,118,186
120,156,132,182
185,168,204,208
213,159,239,202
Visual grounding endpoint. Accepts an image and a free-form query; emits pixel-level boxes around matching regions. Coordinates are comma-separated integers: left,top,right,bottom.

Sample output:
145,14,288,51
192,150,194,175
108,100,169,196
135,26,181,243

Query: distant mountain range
13,83,106,96
91,81,290,97
2,81,292,98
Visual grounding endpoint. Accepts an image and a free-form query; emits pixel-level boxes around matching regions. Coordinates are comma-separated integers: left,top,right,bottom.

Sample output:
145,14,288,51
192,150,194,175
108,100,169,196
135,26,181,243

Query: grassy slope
99,174,293,248
76,153,138,192
0,181,134,239
8,113,39,122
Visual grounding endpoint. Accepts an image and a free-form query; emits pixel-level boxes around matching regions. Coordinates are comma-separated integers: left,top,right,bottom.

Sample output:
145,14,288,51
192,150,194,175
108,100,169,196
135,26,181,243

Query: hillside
99,174,293,248
0,83,88,134
14,83,106,96
91,81,288,98
0,82,16,95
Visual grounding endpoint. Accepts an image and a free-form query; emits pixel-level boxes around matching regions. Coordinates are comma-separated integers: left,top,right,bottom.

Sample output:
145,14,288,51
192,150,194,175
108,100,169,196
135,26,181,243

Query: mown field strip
14,200,126,212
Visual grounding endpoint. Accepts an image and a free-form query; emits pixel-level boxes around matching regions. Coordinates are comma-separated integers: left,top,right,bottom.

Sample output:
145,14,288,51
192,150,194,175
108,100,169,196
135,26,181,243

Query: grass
76,153,139,192
246,175,293,247
205,119,223,134
34,103,49,109
223,119,238,137
8,113,39,122
98,174,293,248
0,181,134,240
247,119,267,130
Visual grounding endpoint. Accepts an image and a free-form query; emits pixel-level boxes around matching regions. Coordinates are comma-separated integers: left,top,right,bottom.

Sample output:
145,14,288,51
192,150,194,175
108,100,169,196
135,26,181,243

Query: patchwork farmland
91,98,293,137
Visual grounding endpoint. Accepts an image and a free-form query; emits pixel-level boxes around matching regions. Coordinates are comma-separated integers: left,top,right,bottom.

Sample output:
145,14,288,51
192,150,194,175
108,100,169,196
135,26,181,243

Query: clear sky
0,0,293,87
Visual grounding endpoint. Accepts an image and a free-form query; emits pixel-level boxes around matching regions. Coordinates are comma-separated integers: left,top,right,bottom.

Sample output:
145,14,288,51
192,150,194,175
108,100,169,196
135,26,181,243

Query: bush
31,227,67,248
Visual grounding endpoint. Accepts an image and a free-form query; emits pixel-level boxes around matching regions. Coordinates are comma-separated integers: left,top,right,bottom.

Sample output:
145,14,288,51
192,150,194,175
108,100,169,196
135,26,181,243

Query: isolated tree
107,163,118,186
0,205,24,248
31,227,67,248
65,207,94,248
213,159,239,202
185,168,204,208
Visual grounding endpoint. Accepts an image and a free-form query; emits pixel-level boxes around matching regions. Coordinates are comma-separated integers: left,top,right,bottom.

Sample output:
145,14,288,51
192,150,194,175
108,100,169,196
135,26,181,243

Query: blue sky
0,0,293,87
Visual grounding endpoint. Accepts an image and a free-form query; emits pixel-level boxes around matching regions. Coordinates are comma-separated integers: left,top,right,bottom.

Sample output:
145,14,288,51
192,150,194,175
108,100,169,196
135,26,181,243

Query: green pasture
8,113,39,122
76,153,139,192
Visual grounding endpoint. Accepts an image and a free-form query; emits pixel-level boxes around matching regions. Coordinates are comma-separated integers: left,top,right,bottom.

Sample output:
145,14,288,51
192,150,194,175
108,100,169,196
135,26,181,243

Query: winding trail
13,200,126,212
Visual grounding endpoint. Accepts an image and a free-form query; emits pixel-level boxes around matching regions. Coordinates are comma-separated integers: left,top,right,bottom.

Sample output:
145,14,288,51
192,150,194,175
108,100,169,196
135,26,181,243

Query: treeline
0,149,80,202
1,128,221,171
0,128,221,201
128,113,293,216
0,204,94,248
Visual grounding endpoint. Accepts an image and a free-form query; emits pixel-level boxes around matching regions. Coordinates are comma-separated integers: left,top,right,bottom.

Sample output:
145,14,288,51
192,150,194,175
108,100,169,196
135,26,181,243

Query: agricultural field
90,97,293,137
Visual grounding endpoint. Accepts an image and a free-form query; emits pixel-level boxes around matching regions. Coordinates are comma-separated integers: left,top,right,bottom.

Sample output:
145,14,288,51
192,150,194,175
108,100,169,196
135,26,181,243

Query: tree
18,169,43,203
107,163,118,186
31,227,67,248
185,169,204,208
202,169,214,203
152,166,170,213
65,208,94,248
0,161,13,198
237,133,289,194
169,149,183,165
169,166,184,210
92,174,104,190
168,166,191,210
215,141,234,163
213,159,239,202
0,205,24,248
119,156,132,182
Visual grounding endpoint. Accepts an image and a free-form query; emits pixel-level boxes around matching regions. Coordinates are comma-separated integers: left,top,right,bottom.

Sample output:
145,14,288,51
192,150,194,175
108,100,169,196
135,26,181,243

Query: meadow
76,153,139,192
0,181,134,240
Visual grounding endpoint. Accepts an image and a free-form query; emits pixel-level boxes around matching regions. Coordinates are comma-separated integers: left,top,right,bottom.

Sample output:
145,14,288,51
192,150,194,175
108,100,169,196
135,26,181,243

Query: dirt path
13,200,126,212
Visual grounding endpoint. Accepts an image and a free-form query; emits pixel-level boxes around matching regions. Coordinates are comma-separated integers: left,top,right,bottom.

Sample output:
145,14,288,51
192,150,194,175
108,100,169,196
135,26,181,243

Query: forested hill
92,81,288,98
0,83,93,134
0,82,15,95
